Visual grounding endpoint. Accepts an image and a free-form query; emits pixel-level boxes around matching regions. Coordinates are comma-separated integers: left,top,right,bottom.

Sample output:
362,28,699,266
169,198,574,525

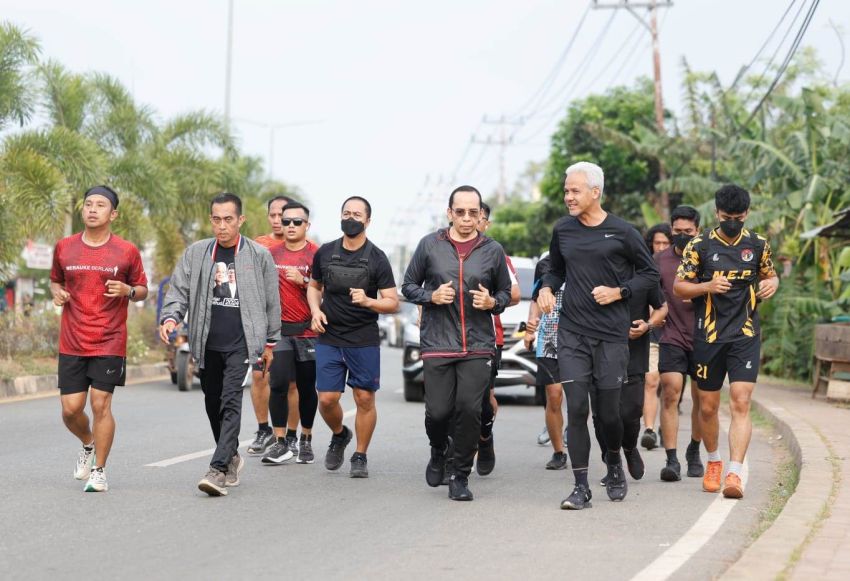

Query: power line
579,19,643,94
729,0,799,92
509,2,594,119
743,0,821,128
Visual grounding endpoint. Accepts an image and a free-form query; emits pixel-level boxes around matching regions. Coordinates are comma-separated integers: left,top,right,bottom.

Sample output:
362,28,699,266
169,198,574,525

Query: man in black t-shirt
539,161,659,510
674,185,778,500
307,196,399,478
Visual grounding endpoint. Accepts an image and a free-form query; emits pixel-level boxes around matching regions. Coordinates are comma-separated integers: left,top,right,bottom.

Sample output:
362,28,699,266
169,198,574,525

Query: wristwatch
619,286,631,300
302,276,310,285
129,286,136,300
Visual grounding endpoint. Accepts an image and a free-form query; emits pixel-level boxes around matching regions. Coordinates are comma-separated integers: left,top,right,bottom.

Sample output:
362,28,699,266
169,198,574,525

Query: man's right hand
311,310,328,334
52,287,70,307
159,320,177,344
431,281,455,305
705,276,732,295
537,288,555,314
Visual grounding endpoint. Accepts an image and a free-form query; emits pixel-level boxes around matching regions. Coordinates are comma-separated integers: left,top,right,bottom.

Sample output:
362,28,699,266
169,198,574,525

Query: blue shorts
315,344,381,392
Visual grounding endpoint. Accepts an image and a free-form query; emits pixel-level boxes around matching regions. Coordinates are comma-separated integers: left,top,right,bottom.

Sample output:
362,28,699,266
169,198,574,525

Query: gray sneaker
247,429,275,456
325,425,352,471
198,467,228,496
225,454,245,487
262,440,295,465
349,453,369,478
537,427,550,446
297,438,314,464
546,451,568,470
286,434,299,456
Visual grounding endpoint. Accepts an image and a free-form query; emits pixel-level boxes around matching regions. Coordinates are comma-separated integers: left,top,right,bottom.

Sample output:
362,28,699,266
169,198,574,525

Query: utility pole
224,0,234,129
472,116,524,205
593,0,673,218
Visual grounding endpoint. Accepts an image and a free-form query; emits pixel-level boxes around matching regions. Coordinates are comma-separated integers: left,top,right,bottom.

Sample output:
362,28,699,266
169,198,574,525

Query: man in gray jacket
159,193,281,496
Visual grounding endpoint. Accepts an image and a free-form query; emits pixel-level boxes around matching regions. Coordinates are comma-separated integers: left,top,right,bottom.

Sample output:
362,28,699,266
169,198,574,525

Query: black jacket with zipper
402,229,512,357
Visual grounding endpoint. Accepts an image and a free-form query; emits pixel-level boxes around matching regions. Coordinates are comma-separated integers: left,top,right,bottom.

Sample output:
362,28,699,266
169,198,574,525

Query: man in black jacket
538,162,660,510
402,185,513,501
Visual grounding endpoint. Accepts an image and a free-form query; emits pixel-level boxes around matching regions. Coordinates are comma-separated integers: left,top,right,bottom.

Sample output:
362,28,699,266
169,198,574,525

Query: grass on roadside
0,357,58,381
748,406,800,544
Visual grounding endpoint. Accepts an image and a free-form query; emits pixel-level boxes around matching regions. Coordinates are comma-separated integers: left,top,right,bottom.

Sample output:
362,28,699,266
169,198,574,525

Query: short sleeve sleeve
50,241,64,284
374,251,396,290
676,238,702,281
127,246,148,287
311,246,324,283
759,238,777,278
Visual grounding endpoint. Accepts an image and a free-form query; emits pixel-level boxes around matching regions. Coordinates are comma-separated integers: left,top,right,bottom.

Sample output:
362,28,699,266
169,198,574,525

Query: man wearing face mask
655,205,704,482
674,185,778,499
307,196,399,478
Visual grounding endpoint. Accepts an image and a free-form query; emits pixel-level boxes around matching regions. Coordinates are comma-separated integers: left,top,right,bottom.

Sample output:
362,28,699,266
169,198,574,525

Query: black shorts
253,336,317,372
58,354,126,394
488,346,503,389
558,329,629,390
536,357,561,387
693,337,761,391
658,343,696,378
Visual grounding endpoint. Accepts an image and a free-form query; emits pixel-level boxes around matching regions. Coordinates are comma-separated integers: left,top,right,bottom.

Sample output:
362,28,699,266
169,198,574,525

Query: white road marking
629,458,750,580
146,408,358,467
394,388,403,394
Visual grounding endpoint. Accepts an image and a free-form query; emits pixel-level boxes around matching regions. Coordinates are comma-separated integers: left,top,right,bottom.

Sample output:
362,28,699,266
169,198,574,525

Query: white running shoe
84,467,108,492
537,427,551,446
74,445,96,480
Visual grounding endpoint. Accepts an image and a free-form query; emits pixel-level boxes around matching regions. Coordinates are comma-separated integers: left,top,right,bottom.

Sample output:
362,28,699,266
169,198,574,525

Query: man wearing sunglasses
247,195,294,457
402,186,513,501
263,202,320,465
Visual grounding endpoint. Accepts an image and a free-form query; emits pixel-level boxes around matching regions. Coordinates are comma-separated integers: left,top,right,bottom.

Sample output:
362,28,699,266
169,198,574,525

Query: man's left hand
104,280,130,298
592,286,621,306
470,284,496,311
259,347,274,376
629,319,649,340
350,288,372,307
756,277,779,300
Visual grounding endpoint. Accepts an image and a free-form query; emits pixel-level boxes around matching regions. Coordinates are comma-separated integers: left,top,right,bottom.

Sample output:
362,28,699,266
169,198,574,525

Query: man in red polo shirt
50,185,148,492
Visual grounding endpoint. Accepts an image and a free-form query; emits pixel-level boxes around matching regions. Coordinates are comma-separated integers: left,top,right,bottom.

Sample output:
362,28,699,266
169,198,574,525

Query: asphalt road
0,347,775,580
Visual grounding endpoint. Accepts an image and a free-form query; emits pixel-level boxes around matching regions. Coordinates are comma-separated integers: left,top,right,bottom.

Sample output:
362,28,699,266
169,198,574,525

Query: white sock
728,461,744,476
707,449,721,462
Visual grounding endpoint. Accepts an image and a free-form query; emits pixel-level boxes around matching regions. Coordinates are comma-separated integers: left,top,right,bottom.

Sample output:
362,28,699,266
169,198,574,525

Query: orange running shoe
722,472,744,499
703,460,723,493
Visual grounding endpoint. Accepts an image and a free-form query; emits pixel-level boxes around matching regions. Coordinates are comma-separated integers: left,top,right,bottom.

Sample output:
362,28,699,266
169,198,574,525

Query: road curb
0,362,169,402
720,394,835,580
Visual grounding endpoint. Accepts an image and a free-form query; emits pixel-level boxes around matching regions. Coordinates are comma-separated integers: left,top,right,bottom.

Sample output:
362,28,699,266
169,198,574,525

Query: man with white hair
538,161,659,510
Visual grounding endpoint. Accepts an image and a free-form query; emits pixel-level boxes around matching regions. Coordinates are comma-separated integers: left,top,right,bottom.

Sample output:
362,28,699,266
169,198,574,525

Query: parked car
401,256,542,403
379,295,420,347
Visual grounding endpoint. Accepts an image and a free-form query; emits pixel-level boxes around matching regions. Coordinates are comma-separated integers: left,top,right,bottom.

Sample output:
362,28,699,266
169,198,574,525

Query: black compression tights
269,357,318,430
591,376,645,456
566,382,623,470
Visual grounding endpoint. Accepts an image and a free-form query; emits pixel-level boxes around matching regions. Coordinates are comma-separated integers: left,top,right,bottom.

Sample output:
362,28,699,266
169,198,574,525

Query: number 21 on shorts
696,363,709,380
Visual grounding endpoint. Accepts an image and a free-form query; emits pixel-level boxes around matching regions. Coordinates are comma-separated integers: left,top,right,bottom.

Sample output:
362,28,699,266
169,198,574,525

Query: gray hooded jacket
160,235,281,369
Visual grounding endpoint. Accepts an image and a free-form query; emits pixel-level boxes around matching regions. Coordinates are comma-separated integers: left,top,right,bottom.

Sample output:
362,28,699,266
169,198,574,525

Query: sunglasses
451,208,481,218
281,218,305,226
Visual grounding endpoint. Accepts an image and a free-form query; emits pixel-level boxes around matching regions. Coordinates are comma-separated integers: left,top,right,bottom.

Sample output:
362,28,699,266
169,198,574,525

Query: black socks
666,449,678,462
259,422,270,432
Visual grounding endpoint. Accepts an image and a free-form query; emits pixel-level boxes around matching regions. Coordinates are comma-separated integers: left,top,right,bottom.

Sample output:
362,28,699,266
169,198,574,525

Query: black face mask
672,233,694,251
719,219,744,239
341,218,365,238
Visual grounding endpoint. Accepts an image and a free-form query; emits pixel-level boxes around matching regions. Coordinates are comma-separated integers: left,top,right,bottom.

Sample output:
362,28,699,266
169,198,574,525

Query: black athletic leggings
269,352,318,430
591,375,645,458
566,382,623,470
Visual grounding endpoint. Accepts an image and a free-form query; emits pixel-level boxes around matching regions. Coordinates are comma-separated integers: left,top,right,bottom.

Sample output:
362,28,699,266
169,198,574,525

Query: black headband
84,186,119,209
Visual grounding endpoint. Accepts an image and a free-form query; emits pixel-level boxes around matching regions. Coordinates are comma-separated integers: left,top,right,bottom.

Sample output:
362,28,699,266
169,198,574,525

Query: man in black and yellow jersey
673,185,778,500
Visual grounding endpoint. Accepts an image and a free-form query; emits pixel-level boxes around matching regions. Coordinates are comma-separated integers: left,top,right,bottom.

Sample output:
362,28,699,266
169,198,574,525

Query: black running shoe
324,425,352,471
606,463,628,501
426,443,448,487
545,451,568,470
476,435,495,476
624,448,645,480
560,484,592,510
599,473,610,487
686,445,704,478
247,428,274,456
660,458,682,482
448,474,473,501
640,428,658,451
349,452,368,478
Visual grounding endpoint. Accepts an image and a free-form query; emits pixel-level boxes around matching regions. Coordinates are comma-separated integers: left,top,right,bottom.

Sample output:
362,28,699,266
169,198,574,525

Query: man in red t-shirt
261,202,321,465
473,203,520,476
247,195,295,456
50,185,148,493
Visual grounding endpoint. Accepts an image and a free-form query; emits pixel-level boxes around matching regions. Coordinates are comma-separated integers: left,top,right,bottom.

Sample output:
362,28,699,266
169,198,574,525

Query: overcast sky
4,0,848,248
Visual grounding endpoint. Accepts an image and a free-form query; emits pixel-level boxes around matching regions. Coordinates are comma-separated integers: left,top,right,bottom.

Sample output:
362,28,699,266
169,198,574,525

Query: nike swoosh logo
604,234,615,238
106,369,116,375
